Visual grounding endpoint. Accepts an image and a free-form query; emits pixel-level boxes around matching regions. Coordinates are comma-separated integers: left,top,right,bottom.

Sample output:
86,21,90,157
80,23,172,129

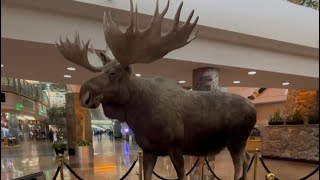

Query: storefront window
1,113,21,145
1,113,47,145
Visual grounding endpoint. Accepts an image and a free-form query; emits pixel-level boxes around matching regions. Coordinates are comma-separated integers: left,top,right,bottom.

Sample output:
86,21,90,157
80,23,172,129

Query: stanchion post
200,157,204,180
58,154,64,180
138,151,143,180
265,173,275,180
253,148,259,180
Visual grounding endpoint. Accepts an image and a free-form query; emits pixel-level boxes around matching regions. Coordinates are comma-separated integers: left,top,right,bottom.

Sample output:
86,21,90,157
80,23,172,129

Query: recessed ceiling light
135,74,141,77
179,80,186,84
233,81,240,84
64,75,72,78
248,71,256,75
282,82,290,86
1,64,3,67
67,67,76,71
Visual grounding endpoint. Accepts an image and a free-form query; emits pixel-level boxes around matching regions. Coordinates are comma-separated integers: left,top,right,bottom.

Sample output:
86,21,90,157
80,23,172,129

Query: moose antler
103,0,199,66
56,33,113,72
56,0,198,72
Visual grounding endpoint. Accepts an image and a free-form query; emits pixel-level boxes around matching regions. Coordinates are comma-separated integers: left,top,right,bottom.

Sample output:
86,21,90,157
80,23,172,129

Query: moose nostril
85,96,90,105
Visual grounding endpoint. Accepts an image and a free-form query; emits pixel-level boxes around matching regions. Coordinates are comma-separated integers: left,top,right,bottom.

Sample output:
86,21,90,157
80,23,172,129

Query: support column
65,93,92,155
193,67,221,92
192,67,220,179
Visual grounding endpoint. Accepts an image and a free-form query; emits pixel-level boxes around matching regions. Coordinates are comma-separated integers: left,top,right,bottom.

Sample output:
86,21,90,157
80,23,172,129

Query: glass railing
1,77,49,106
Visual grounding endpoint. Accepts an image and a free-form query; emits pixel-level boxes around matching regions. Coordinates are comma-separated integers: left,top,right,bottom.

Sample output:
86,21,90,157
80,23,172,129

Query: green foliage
51,142,67,149
77,140,92,146
306,0,319,10
268,110,283,122
308,109,319,124
46,106,66,140
49,83,67,92
285,110,304,124
47,106,66,122
291,110,303,121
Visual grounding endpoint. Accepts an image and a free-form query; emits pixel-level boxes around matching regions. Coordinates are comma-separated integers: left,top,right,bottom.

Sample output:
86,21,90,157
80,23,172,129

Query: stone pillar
65,93,92,155
192,67,220,178
284,90,318,123
193,67,220,91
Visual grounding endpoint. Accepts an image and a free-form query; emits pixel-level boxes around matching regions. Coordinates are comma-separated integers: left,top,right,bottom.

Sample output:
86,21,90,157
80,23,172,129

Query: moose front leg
143,152,157,180
169,150,186,180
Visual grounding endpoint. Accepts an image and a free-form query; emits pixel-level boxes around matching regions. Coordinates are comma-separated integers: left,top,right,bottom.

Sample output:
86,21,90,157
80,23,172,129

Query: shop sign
29,120,41,125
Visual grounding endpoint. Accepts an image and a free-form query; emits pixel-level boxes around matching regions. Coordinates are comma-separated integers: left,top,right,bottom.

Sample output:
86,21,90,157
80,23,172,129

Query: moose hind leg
143,152,157,180
227,143,248,180
169,150,186,180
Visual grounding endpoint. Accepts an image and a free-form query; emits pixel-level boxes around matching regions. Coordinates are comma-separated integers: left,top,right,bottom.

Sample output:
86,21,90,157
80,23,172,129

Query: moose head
56,0,198,110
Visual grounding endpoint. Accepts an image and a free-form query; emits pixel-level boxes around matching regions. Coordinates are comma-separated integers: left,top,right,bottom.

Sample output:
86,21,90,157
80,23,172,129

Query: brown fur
79,63,256,180
57,1,256,179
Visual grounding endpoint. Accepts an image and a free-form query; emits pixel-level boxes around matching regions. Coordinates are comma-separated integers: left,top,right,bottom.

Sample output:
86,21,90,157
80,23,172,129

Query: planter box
76,146,93,159
308,120,319,125
261,125,319,161
54,148,66,156
286,121,304,125
76,146,94,168
268,122,284,125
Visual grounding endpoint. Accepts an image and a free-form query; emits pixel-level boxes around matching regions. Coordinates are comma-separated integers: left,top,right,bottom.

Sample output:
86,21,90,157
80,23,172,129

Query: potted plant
285,110,304,125
76,140,94,162
268,110,284,125
308,109,319,124
52,141,67,155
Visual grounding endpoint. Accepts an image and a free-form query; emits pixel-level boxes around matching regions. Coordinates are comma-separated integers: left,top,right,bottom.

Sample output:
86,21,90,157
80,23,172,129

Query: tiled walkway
1,134,319,180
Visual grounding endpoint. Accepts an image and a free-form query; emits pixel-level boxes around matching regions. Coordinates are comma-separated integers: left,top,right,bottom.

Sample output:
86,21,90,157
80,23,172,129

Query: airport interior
1,0,319,179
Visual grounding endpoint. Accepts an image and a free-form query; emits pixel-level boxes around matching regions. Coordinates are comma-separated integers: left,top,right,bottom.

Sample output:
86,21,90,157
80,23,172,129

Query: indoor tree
46,106,67,141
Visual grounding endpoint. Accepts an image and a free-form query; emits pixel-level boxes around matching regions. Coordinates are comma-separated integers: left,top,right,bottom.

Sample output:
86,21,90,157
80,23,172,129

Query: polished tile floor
1,134,319,180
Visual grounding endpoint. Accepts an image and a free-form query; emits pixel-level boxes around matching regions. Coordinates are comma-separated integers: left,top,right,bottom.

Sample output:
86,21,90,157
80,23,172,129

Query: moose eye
108,70,118,81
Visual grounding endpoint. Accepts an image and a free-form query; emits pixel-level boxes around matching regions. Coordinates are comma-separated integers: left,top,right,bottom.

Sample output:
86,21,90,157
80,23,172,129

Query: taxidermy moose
56,1,256,179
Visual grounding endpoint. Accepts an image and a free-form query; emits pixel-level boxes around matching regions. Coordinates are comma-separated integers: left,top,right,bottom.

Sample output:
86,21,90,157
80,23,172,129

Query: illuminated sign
15,104,23,111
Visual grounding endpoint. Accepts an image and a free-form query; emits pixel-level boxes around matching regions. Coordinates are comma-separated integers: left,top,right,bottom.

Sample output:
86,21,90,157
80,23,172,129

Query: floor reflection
1,134,319,180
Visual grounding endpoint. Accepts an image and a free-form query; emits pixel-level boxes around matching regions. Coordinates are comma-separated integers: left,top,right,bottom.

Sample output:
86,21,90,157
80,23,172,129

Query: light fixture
64,75,72,78
179,80,186,84
135,74,141,77
282,82,290,86
1,64,3,68
67,67,76,71
233,81,240,84
248,71,256,75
